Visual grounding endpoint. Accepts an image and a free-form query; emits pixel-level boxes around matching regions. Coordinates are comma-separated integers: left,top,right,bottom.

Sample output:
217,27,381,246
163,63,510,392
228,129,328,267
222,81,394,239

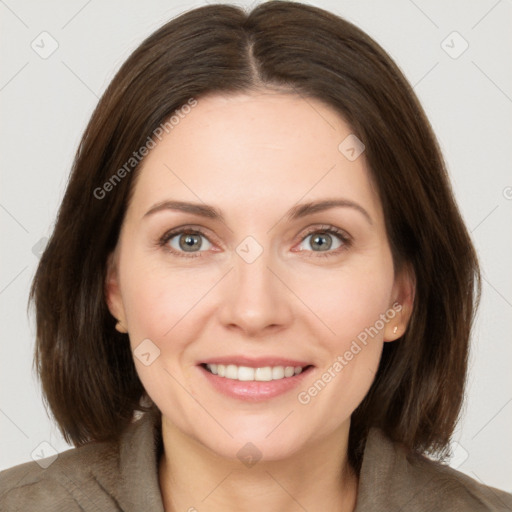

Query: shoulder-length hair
31,0,480,472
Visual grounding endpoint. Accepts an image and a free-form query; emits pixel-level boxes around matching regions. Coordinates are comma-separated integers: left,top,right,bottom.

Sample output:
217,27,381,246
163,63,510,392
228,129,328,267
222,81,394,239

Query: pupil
180,234,201,251
312,233,332,251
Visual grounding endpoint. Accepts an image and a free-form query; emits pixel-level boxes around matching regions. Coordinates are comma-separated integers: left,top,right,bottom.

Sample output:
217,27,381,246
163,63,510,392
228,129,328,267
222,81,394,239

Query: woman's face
106,91,413,461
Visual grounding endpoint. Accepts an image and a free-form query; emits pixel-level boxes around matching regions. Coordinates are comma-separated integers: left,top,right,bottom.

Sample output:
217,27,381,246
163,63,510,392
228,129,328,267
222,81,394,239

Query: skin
106,91,414,512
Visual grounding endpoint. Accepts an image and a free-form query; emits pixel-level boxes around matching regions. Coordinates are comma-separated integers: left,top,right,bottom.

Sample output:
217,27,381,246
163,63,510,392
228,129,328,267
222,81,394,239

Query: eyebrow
143,198,373,225
144,200,222,220
287,199,373,225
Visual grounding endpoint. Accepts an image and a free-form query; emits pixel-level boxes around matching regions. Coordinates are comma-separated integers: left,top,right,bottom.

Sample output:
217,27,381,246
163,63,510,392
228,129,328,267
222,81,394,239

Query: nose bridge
236,248,274,296
217,240,292,333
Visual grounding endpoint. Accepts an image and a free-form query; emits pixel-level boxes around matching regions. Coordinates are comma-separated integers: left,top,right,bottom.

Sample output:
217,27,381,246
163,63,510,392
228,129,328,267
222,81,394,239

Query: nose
217,248,294,337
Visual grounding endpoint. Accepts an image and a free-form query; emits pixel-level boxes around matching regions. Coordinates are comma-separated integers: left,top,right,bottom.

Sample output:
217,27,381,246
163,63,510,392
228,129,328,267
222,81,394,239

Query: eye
295,226,351,257
158,224,351,259
159,228,213,258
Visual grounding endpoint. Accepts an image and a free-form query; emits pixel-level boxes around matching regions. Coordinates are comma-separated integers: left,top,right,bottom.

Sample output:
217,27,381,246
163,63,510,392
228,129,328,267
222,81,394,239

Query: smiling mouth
200,363,314,382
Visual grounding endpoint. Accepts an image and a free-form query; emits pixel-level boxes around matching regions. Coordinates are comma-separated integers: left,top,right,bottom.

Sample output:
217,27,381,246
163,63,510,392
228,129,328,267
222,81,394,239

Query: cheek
118,234,215,337
118,252,227,395
293,255,394,401
292,275,392,431
118,260,214,414
295,258,395,345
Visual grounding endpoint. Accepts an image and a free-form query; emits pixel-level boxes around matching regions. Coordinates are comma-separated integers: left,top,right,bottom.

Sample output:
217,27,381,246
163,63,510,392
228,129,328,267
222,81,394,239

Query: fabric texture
1,408,511,511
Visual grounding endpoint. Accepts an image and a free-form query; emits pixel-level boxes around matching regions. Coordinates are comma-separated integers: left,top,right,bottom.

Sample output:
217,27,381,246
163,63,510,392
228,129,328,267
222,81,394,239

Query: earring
393,326,398,334
115,321,128,334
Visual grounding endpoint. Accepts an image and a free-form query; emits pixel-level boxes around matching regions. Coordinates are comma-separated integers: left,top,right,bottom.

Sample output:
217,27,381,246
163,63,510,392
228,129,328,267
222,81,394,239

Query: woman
1,1,510,510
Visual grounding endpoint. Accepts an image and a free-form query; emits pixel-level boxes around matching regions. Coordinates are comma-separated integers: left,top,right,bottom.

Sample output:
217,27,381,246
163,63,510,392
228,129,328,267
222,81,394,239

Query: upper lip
200,356,313,368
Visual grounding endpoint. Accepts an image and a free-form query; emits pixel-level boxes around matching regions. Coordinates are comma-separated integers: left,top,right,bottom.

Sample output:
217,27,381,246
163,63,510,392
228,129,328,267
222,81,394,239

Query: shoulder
403,447,512,511
0,437,121,512
358,427,512,512
0,408,163,512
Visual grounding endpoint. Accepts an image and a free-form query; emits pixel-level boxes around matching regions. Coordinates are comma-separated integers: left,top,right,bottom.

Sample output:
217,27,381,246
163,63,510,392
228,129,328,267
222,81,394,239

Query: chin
201,432,308,465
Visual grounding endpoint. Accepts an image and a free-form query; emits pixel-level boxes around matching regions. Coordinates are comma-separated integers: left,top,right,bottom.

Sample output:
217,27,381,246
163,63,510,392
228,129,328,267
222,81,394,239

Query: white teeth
225,364,238,380
284,366,295,378
237,366,255,381
255,367,272,381
205,363,306,381
272,366,284,379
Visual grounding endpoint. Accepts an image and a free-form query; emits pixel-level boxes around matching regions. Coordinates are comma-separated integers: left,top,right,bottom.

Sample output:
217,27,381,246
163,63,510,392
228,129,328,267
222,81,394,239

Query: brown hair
31,0,480,472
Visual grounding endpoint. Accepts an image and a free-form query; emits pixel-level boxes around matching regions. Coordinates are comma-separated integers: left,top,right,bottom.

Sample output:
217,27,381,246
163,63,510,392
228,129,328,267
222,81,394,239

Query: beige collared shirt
1,408,511,511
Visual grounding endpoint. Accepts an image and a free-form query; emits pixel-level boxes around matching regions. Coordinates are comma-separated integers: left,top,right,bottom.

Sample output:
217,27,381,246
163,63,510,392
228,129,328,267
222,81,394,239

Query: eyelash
157,224,352,259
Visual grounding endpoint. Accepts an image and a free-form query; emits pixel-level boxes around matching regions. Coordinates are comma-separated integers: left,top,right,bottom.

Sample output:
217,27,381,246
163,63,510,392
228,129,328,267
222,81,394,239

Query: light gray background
1,0,511,492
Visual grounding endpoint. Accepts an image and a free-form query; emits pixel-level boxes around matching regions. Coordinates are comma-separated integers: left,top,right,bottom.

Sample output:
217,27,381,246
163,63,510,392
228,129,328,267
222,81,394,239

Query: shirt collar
114,408,412,511
117,407,165,512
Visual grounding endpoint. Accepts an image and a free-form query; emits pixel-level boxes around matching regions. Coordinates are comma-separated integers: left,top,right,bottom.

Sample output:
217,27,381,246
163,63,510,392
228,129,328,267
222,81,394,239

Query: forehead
128,92,383,225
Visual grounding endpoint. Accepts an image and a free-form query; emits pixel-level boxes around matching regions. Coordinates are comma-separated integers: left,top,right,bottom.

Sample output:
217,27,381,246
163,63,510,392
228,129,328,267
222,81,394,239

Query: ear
383,262,415,342
105,249,127,331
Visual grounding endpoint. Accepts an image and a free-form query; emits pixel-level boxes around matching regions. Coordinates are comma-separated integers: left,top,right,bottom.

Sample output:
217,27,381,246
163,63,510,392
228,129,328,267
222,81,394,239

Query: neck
158,416,359,512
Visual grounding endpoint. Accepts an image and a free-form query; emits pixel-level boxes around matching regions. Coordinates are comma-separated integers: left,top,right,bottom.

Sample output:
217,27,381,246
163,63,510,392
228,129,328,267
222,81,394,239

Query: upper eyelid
300,224,350,239
160,225,218,244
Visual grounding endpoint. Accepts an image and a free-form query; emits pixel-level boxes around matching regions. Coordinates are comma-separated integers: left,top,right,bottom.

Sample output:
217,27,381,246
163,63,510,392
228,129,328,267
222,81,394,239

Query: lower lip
198,364,314,401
